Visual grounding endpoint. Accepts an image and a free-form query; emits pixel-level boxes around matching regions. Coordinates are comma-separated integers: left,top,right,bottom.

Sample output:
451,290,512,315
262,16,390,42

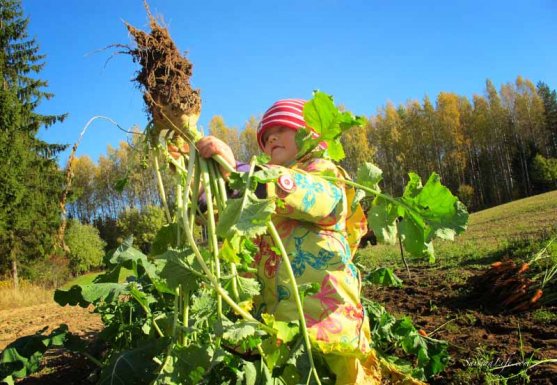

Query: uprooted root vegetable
471,260,542,313
125,5,201,141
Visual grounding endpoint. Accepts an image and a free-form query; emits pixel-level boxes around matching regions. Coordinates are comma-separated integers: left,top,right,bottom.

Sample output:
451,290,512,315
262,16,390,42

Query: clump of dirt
125,3,201,136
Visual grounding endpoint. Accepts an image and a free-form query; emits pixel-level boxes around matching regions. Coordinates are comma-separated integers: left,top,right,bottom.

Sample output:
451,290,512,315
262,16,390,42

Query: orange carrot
517,263,529,275
530,289,543,304
491,261,503,268
418,329,427,337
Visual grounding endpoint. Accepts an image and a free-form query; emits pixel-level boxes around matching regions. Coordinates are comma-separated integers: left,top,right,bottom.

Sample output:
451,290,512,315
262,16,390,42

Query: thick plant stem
153,151,172,223
189,158,201,234
322,176,419,217
182,288,190,346
181,211,275,335
199,157,223,320
267,223,321,385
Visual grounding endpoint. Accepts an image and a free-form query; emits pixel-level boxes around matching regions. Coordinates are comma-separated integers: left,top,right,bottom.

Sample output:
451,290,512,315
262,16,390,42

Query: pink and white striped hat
257,99,309,149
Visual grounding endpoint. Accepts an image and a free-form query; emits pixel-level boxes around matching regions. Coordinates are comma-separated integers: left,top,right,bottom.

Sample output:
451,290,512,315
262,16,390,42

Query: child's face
262,126,298,165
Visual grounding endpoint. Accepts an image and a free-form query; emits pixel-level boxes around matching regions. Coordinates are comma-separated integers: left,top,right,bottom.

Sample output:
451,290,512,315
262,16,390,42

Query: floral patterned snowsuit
254,156,381,384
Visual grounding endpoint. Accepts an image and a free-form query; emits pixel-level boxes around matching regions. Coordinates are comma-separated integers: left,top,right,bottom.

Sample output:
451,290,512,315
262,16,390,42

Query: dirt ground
365,267,557,384
0,303,103,385
1,267,556,384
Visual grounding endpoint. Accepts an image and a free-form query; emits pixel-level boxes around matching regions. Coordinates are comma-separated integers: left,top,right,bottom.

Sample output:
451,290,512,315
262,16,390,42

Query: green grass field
61,267,134,290
359,190,557,269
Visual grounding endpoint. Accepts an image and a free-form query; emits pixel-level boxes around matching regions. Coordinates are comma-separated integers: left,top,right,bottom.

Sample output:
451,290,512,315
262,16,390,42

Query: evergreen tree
0,0,67,287
537,81,557,157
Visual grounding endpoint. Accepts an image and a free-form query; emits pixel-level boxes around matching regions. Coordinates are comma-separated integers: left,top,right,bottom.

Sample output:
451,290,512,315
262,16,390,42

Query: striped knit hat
257,99,309,149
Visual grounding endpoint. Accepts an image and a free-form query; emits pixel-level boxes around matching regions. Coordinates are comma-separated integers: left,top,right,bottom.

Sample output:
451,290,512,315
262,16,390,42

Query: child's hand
197,136,236,178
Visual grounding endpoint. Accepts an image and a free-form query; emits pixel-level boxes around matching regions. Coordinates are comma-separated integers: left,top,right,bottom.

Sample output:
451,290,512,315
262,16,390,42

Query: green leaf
324,139,345,162
353,162,384,209
261,314,300,344
153,249,201,293
155,344,212,385
303,91,338,137
235,275,261,299
356,162,383,192
295,128,320,159
401,172,469,242
108,239,160,284
252,167,284,184
216,192,275,239
54,283,128,307
221,321,261,345
98,339,169,385
299,91,365,161
365,268,403,287
367,172,469,260
0,325,68,382
150,223,179,256
367,196,398,245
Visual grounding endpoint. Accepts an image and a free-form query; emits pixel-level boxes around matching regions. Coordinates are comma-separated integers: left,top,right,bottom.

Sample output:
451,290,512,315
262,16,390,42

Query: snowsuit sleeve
265,158,346,228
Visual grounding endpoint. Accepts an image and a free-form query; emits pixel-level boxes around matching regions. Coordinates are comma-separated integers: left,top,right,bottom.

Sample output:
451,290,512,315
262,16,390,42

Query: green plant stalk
153,287,182,384
181,145,197,246
322,175,423,219
199,157,223,320
180,208,275,335
134,297,165,338
207,161,223,212
267,222,321,385
175,158,184,246
211,162,239,301
152,150,172,223
212,153,236,175
80,351,103,367
178,145,198,346
189,157,201,234
183,288,190,346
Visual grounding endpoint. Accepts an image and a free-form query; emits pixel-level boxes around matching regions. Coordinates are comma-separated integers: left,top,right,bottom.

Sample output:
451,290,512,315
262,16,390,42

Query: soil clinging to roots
125,7,201,130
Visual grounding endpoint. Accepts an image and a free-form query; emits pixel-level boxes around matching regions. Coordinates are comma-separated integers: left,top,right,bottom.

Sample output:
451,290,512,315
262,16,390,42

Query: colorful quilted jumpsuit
253,155,381,384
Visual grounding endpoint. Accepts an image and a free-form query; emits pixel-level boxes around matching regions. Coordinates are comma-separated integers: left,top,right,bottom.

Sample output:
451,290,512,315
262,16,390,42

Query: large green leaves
98,339,169,385
0,325,69,384
154,344,211,385
153,248,201,293
365,171,469,261
54,282,128,307
364,300,449,380
216,191,275,239
297,91,365,162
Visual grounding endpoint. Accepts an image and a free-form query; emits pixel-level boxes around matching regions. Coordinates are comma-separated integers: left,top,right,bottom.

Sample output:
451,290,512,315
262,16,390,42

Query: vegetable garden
2,5,557,385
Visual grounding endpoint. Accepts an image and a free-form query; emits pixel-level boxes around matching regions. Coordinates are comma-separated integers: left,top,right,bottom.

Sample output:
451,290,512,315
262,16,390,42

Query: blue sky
22,0,557,164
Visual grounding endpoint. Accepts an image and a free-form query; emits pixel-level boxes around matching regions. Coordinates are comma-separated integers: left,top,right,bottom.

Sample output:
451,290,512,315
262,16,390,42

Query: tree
116,205,166,254
239,116,260,163
0,0,67,287
537,81,557,157
64,219,106,275
209,116,242,159
340,117,375,177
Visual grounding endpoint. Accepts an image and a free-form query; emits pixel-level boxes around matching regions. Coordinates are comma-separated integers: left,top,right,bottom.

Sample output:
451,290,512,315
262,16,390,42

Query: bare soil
365,266,557,384
0,303,102,385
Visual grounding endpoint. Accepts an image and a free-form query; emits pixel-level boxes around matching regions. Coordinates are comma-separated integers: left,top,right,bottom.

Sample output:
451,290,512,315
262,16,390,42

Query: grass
0,267,135,311
359,190,557,269
532,309,557,324
60,271,103,289
0,280,53,311
61,267,134,289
